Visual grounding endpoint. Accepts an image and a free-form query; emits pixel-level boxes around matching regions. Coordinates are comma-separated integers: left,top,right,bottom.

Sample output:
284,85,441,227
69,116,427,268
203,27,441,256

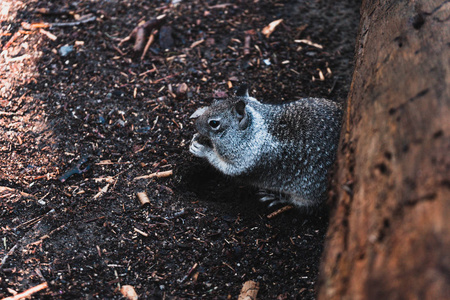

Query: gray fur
189,90,342,208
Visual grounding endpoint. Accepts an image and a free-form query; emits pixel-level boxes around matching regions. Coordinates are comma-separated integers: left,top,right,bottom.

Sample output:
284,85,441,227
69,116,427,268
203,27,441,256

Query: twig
244,34,251,55
3,54,32,64
2,31,21,50
295,39,323,49
133,170,173,181
119,16,166,52
2,282,48,300
39,28,57,41
0,244,17,268
141,29,157,60
134,228,149,237
14,215,44,230
51,15,97,27
178,263,198,283
267,205,294,219
151,73,180,84
85,216,105,223
0,186,36,199
1,209,56,268
0,111,18,116
21,15,97,31
20,22,49,30
39,223,69,240
37,187,52,204
112,44,125,56
223,262,235,272
139,68,157,76
208,3,234,9
190,39,204,48
328,77,338,95
93,184,109,200
34,8,73,16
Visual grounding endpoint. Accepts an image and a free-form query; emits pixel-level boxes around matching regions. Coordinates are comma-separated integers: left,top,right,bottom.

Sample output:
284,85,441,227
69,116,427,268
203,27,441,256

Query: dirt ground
0,0,360,299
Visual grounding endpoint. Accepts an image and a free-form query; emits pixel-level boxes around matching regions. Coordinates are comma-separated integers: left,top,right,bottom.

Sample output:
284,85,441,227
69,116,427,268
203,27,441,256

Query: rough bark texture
318,1,450,299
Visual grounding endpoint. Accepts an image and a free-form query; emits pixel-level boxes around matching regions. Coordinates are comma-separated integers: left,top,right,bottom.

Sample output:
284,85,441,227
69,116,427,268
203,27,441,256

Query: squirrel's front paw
257,190,292,207
190,134,210,158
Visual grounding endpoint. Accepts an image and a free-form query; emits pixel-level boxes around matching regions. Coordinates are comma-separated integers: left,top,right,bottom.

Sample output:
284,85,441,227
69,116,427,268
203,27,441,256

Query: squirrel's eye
208,120,220,129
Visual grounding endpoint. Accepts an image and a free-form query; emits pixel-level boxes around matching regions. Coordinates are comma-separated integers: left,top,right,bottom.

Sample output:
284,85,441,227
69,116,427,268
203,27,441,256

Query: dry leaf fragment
262,19,283,38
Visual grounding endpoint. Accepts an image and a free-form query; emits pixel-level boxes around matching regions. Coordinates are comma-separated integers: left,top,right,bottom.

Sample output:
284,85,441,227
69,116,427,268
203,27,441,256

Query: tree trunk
318,1,450,299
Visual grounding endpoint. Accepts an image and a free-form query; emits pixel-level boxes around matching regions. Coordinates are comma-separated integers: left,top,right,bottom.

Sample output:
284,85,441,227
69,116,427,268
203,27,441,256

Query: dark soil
0,0,360,299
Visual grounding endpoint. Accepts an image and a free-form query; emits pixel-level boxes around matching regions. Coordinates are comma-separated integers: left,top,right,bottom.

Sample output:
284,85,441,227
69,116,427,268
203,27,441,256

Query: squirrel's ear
236,84,249,97
234,100,249,129
190,106,209,119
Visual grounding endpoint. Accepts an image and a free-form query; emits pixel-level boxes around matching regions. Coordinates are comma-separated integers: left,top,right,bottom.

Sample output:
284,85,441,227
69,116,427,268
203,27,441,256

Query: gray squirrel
189,85,342,208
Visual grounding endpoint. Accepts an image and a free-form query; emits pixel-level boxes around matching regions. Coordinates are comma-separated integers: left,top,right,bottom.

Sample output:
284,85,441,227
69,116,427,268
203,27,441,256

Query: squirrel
189,85,342,208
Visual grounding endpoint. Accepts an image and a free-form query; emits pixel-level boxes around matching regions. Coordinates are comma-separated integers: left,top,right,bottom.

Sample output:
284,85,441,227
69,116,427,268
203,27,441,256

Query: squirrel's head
190,85,257,156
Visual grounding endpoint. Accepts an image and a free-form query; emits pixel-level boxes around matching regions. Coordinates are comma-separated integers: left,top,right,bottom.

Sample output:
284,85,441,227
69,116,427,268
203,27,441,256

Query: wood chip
120,285,138,300
318,69,325,81
262,19,283,38
238,280,260,300
136,191,151,206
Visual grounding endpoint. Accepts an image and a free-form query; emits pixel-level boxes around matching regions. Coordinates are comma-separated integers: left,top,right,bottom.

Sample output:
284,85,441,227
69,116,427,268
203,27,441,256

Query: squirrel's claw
267,199,291,208
257,190,291,207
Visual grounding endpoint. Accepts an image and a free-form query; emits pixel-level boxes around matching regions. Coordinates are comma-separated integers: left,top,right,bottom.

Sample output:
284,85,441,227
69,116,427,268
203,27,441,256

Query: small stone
177,83,188,96
59,45,74,57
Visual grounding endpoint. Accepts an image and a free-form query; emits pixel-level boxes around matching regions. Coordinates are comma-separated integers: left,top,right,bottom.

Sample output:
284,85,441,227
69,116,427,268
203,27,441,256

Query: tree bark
318,1,450,299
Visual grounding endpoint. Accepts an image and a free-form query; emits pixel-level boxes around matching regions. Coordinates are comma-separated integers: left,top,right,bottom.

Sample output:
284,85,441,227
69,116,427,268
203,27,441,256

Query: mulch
0,0,360,298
